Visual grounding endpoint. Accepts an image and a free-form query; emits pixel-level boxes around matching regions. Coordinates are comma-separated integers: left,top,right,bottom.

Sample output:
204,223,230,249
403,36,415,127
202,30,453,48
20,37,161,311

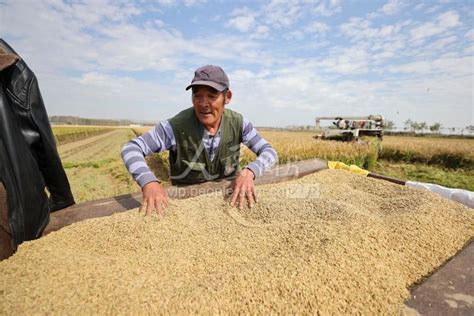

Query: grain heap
1,170,472,314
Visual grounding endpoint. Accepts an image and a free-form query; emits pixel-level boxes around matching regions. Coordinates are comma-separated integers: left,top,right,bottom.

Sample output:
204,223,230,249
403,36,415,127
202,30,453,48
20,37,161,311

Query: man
121,65,277,216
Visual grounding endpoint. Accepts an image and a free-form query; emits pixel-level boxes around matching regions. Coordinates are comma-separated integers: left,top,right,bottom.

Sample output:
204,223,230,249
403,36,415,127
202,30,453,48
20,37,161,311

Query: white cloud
263,0,303,28
429,35,458,50
225,1,336,40
325,45,371,74
413,3,426,11
1,0,271,76
285,30,305,41
311,0,342,17
183,0,207,6
466,29,474,41
425,5,442,14
39,71,186,121
157,0,175,6
387,56,472,76
463,45,474,55
381,0,403,15
437,10,461,28
367,0,407,19
410,22,442,41
251,25,271,39
261,0,340,29
305,21,330,34
151,19,166,28
78,72,132,91
340,17,405,42
227,14,256,32
156,0,206,7
410,10,460,41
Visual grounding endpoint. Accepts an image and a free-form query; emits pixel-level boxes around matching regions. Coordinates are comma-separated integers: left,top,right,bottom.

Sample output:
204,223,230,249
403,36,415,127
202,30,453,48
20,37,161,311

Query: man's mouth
200,111,212,115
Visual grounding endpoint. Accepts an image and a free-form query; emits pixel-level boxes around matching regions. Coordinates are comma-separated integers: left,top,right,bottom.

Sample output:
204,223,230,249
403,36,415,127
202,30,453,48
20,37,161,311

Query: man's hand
141,181,168,217
230,168,257,209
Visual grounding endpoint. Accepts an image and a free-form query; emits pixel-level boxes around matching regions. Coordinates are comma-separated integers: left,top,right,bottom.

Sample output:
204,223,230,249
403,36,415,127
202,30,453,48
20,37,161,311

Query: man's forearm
121,121,175,188
121,141,158,187
245,144,278,177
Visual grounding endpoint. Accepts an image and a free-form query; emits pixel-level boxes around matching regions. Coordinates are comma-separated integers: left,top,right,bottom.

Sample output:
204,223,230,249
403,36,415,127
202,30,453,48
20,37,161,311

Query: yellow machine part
328,161,370,176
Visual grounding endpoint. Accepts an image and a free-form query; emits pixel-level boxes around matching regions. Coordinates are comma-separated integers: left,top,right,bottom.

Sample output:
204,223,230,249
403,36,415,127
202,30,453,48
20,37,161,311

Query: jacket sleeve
0,39,75,212
29,75,76,211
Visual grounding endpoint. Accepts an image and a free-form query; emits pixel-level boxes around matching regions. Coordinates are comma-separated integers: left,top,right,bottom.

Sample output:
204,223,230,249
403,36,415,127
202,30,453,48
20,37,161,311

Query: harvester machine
314,115,385,141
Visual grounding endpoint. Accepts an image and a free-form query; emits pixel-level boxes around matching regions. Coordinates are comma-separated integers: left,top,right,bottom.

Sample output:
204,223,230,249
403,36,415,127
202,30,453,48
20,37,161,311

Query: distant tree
429,122,442,133
411,121,421,133
49,115,134,126
419,122,427,133
449,127,456,134
384,120,396,130
467,125,474,134
404,119,413,131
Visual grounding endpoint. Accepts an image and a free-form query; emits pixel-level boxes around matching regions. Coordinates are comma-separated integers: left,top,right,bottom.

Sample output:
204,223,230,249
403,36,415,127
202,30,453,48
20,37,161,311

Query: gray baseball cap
185,65,229,92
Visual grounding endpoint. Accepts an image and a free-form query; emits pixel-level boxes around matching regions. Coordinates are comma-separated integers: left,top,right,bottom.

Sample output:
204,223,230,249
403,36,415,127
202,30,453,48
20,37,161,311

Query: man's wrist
243,168,256,180
139,177,160,189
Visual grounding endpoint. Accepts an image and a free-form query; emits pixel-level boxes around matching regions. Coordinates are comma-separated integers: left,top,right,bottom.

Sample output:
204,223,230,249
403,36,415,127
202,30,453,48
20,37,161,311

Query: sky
1,0,473,129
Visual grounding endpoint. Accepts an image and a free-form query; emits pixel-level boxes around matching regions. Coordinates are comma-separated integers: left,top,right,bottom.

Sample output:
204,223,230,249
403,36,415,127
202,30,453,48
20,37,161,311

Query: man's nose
197,96,211,106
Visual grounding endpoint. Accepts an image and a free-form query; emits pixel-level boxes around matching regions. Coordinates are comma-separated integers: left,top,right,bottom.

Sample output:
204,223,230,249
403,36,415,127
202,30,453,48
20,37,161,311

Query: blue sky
1,0,473,129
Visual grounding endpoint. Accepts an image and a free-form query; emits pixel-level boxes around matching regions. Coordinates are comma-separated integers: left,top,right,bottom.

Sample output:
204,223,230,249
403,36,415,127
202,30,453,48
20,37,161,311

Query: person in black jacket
0,39,75,260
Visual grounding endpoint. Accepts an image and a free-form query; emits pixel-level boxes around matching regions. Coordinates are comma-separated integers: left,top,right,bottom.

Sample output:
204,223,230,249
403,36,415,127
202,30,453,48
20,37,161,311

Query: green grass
373,161,474,191
379,148,474,169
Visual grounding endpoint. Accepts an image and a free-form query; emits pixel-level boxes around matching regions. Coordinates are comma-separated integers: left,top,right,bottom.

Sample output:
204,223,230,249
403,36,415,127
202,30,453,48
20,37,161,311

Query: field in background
52,126,474,202
376,135,474,190
381,136,474,169
52,125,116,145
55,127,137,202
252,132,473,191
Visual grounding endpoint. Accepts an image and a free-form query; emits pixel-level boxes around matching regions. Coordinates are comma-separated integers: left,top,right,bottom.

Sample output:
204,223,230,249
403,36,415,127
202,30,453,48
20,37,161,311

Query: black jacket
0,39,74,247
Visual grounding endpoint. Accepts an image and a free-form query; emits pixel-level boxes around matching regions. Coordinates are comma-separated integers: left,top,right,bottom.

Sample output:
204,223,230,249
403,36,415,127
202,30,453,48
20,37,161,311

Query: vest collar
202,124,222,138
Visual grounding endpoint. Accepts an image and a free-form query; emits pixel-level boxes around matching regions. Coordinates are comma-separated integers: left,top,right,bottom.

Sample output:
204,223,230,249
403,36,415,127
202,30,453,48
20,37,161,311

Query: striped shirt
121,117,278,187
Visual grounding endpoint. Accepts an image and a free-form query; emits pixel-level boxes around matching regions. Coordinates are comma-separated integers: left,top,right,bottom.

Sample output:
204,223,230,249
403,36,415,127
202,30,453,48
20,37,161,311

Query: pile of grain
1,170,472,314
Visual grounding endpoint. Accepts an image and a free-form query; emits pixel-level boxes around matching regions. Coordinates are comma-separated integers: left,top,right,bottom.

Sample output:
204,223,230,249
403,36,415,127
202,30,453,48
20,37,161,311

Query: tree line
49,116,135,126
384,119,474,135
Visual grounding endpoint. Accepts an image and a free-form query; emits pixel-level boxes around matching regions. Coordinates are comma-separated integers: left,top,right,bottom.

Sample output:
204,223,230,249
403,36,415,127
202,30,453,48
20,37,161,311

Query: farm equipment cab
314,115,385,141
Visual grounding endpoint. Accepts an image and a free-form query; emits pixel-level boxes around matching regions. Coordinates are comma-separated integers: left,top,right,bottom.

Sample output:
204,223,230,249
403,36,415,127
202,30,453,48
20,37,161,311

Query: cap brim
185,80,227,92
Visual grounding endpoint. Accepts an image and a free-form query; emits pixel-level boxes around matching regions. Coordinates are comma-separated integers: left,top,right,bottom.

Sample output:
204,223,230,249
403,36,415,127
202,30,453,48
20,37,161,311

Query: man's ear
225,90,232,104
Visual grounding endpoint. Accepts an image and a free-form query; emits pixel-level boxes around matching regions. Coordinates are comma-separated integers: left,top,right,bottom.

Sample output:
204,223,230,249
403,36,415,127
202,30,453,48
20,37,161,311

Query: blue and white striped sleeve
121,120,176,188
242,117,278,177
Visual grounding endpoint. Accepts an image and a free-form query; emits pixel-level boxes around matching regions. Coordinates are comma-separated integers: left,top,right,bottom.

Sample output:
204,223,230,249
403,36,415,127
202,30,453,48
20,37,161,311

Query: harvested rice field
58,128,137,202
1,170,472,314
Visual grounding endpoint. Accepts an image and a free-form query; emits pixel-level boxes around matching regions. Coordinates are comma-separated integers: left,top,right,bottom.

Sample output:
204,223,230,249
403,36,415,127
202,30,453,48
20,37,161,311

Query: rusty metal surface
367,172,407,186
404,240,473,315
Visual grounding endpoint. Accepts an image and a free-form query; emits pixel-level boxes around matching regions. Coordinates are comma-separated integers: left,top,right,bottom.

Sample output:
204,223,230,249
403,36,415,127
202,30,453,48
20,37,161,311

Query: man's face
192,85,231,128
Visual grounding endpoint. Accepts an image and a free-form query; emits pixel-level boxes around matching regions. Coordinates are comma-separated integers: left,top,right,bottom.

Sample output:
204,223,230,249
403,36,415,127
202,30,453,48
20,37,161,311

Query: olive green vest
168,107,243,185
